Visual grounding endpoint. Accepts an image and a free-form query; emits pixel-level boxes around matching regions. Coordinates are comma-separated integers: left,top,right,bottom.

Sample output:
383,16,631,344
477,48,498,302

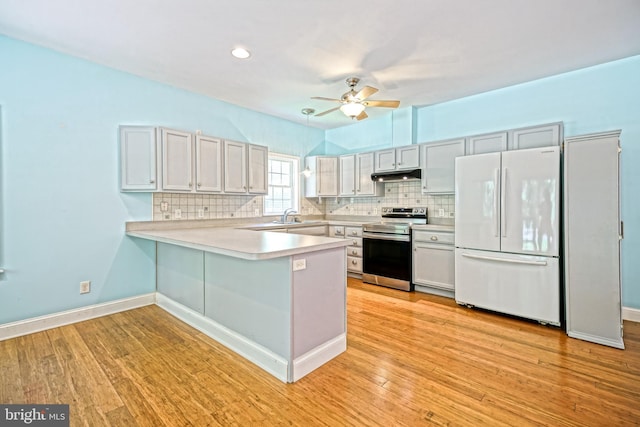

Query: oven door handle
362,232,410,242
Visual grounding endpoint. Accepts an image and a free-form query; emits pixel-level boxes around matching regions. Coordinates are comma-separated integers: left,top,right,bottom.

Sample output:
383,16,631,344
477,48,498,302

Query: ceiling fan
312,77,400,121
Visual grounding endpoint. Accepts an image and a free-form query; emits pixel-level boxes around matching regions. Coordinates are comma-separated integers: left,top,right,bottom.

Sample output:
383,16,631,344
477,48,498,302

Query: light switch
293,259,307,271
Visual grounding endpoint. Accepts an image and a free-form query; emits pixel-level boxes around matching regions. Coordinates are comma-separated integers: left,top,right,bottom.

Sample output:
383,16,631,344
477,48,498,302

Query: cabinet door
508,123,562,150
224,140,247,193
120,126,158,191
466,132,508,155
412,243,455,290
374,149,396,172
162,128,193,192
195,135,222,192
317,157,338,196
396,145,420,169
339,154,356,196
422,139,465,194
356,152,380,196
248,144,268,194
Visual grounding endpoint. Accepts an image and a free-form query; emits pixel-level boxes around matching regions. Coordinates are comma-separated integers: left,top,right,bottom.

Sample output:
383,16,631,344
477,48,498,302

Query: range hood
371,168,422,182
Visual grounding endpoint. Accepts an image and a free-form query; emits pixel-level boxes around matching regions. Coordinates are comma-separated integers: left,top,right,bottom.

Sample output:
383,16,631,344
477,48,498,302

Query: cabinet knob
197,183,201,187
352,250,358,255
189,182,192,187
243,186,247,189
351,260,358,265
352,240,357,245
431,236,438,241
398,162,402,165
351,231,357,235
150,179,155,184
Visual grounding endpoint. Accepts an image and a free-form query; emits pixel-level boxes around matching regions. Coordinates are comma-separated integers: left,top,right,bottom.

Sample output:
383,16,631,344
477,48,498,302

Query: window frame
263,153,300,216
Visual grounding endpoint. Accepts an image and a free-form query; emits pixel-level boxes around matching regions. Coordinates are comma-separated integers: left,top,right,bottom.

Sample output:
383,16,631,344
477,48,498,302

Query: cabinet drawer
345,226,362,237
347,237,362,247
347,247,362,258
413,230,454,245
329,226,345,237
347,256,362,273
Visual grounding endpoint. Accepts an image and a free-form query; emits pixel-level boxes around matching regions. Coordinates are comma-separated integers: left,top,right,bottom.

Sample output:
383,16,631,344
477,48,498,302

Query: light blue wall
0,36,323,324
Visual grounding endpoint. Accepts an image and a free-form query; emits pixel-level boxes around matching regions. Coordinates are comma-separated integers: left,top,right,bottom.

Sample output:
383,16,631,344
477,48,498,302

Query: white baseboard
292,333,346,382
0,293,156,341
155,293,289,383
623,306,640,323
568,331,625,350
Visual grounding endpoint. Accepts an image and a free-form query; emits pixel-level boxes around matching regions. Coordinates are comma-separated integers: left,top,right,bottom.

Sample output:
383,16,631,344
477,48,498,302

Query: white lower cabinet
412,229,455,296
329,225,362,275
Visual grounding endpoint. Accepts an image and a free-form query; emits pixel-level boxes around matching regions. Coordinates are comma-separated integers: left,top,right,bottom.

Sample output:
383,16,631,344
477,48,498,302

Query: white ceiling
1,0,640,129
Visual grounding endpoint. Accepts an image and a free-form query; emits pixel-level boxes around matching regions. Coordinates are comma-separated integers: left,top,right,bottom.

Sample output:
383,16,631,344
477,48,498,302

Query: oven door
362,232,412,291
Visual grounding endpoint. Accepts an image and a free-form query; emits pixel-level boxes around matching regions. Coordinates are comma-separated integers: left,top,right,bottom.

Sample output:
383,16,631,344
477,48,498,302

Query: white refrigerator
454,146,561,325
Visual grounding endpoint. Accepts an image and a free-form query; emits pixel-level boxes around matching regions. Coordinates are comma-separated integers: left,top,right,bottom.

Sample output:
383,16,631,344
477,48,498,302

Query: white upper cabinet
223,140,248,193
374,145,420,172
247,144,268,194
421,138,465,194
339,154,356,196
508,123,562,150
195,135,223,192
120,126,159,191
223,141,269,194
162,128,193,192
305,156,338,197
466,131,508,155
356,152,383,196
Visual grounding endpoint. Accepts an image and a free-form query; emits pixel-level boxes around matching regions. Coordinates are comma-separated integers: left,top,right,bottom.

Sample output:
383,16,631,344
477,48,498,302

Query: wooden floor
1,278,639,426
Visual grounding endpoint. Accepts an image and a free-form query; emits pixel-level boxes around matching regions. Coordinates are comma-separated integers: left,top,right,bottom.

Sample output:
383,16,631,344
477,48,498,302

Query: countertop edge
126,230,350,260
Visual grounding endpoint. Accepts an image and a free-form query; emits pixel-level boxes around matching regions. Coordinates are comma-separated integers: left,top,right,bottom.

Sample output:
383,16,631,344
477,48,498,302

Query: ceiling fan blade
356,110,368,121
355,85,378,101
311,96,341,102
315,106,341,117
365,100,400,108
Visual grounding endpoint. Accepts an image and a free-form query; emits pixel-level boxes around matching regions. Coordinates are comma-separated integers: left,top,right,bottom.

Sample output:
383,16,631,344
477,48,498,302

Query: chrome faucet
281,208,297,223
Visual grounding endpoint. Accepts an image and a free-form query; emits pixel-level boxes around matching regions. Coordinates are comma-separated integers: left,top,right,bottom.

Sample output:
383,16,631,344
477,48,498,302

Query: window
263,153,300,215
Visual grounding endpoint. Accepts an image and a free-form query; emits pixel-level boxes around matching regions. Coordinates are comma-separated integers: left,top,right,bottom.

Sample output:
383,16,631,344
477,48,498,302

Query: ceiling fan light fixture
340,102,365,118
231,47,251,59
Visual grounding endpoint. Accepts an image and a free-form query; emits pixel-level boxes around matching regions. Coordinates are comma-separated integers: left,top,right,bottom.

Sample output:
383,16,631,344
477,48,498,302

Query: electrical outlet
293,259,307,271
160,201,169,212
174,209,182,219
80,280,91,294
438,208,445,217
197,209,204,218
449,212,455,218
254,208,260,216
373,208,378,215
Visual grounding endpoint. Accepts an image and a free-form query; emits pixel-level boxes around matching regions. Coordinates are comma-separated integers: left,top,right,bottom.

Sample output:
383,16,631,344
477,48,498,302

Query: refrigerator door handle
501,167,507,237
461,252,548,266
494,168,500,237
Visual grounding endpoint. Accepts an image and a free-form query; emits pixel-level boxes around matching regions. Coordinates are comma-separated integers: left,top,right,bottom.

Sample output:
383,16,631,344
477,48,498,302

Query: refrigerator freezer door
454,152,501,251
500,147,560,256
455,248,560,325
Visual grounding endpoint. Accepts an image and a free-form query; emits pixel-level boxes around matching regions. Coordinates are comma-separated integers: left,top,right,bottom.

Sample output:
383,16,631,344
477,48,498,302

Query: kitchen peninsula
126,223,350,382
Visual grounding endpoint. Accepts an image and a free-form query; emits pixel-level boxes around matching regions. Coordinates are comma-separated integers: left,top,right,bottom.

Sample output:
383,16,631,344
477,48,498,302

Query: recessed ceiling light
231,47,251,59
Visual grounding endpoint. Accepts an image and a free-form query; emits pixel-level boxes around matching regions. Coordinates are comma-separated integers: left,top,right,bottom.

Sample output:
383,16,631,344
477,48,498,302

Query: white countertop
127,227,350,260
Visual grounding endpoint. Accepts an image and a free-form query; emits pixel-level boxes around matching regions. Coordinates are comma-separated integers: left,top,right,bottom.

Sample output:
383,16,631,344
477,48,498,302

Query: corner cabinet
305,156,338,197
119,126,160,191
374,145,420,172
421,138,465,194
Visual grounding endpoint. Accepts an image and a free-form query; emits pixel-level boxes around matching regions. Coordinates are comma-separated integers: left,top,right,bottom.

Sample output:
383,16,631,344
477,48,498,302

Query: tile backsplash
152,181,454,221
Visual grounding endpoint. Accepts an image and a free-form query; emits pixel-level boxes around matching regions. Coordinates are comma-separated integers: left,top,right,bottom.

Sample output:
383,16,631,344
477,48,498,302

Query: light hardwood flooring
1,278,639,426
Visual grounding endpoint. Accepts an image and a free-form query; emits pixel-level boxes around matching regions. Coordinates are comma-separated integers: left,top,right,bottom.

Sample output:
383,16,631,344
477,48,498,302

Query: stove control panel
381,207,427,217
